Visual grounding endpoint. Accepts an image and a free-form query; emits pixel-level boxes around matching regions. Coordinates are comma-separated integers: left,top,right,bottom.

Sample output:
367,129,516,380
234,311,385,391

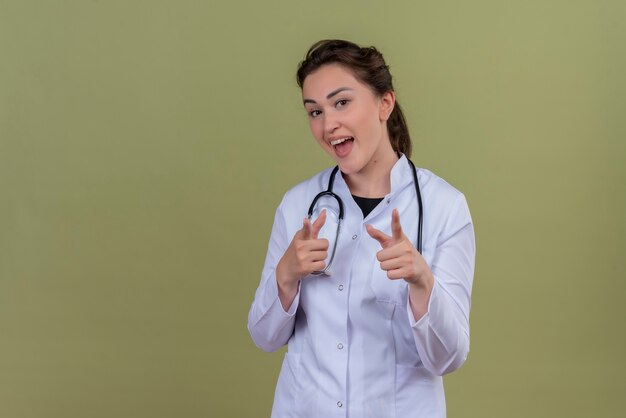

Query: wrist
407,273,434,321
276,262,298,292
406,271,434,290
275,264,300,312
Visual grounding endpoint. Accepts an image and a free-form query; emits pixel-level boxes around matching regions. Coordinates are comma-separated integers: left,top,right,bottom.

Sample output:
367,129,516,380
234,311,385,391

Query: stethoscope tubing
407,158,424,254
307,158,423,275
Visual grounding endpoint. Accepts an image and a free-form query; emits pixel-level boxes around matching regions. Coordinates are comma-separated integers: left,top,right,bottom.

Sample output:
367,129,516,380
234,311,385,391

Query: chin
336,159,363,175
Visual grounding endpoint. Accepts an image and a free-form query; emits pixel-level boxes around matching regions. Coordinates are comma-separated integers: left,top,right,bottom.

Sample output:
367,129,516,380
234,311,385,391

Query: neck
343,143,399,198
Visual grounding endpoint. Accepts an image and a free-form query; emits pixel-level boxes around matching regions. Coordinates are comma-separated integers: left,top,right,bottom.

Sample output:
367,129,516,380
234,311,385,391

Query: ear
378,90,396,122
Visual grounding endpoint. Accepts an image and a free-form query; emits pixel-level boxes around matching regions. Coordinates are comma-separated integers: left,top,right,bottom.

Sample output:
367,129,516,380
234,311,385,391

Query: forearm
248,270,299,352
276,263,300,312
408,198,475,375
407,274,434,321
408,279,470,375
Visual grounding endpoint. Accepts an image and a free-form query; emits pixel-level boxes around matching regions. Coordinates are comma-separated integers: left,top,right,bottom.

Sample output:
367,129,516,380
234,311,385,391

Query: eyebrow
303,87,353,105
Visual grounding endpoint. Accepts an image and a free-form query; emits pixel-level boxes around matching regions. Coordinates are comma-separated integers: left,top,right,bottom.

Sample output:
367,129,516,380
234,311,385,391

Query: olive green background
1,0,624,417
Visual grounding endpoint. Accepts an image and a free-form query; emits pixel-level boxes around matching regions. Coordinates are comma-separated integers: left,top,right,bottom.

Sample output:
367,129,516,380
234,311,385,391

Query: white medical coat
248,155,475,418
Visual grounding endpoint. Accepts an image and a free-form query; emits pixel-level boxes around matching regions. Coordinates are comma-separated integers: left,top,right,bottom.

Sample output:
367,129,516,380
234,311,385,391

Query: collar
331,153,415,198
390,153,414,194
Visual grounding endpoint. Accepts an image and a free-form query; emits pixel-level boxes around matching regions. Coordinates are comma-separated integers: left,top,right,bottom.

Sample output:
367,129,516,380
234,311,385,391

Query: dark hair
297,39,412,157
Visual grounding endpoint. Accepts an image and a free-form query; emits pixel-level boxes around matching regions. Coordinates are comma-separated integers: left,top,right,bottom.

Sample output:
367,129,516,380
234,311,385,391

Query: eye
308,109,322,118
335,99,350,108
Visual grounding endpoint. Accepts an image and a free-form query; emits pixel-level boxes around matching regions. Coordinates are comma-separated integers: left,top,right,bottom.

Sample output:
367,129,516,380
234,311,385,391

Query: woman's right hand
276,210,328,310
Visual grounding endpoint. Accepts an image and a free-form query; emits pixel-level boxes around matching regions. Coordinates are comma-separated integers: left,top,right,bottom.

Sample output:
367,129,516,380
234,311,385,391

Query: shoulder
418,168,473,239
416,167,465,204
415,166,473,229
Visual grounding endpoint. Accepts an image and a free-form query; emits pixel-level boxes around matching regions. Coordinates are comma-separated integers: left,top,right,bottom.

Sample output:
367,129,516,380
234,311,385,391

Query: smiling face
302,64,396,177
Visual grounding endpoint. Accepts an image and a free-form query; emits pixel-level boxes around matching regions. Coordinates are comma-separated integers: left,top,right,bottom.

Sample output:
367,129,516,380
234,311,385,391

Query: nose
324,112,340,135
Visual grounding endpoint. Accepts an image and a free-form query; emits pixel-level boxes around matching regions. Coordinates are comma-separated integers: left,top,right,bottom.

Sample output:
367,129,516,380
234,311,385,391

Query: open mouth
330,136,354,157
330,136,353,146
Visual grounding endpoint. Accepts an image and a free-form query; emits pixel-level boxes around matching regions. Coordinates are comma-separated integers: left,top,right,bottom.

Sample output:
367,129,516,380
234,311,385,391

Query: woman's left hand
366,209,434,319
365,209,432,285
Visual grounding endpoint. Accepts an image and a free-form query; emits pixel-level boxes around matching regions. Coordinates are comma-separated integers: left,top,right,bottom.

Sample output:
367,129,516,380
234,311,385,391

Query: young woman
248,39,475,418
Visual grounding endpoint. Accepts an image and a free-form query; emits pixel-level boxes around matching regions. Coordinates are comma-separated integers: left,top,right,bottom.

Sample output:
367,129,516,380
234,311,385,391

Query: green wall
1,1,624,416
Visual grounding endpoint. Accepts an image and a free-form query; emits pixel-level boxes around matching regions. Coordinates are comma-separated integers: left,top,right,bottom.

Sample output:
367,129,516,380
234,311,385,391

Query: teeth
330,137,351,146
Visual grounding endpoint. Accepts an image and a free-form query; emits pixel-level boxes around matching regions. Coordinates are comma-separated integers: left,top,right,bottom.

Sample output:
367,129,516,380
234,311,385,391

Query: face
301,64,395,176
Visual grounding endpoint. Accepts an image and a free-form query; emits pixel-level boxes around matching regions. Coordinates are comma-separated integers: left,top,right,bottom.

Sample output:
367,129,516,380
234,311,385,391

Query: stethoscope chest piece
308,166,343,276
307,158,423,275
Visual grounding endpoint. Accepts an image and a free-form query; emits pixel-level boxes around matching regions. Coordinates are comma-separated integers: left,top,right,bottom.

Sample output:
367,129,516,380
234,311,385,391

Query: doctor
248,39,475,418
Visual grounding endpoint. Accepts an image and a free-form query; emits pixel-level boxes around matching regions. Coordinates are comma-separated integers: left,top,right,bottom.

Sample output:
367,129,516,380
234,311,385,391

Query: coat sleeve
247,198,301,352
407,193,476,376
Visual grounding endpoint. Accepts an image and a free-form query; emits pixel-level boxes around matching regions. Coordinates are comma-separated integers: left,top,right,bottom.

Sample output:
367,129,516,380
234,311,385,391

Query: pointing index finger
310,209,327,239
391,209,404,241
302,217,313,239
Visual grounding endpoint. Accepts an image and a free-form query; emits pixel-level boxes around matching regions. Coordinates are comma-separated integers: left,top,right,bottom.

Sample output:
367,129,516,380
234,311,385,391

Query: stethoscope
307,157,423,275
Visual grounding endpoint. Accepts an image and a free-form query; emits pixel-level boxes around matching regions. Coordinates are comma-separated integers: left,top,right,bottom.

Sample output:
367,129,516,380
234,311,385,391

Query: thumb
366,224,391,248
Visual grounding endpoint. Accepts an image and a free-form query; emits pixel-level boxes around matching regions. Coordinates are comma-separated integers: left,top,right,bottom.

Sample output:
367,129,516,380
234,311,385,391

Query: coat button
338,284,344,291
337,343,344,350
337,401,343,408
352,234,358,240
